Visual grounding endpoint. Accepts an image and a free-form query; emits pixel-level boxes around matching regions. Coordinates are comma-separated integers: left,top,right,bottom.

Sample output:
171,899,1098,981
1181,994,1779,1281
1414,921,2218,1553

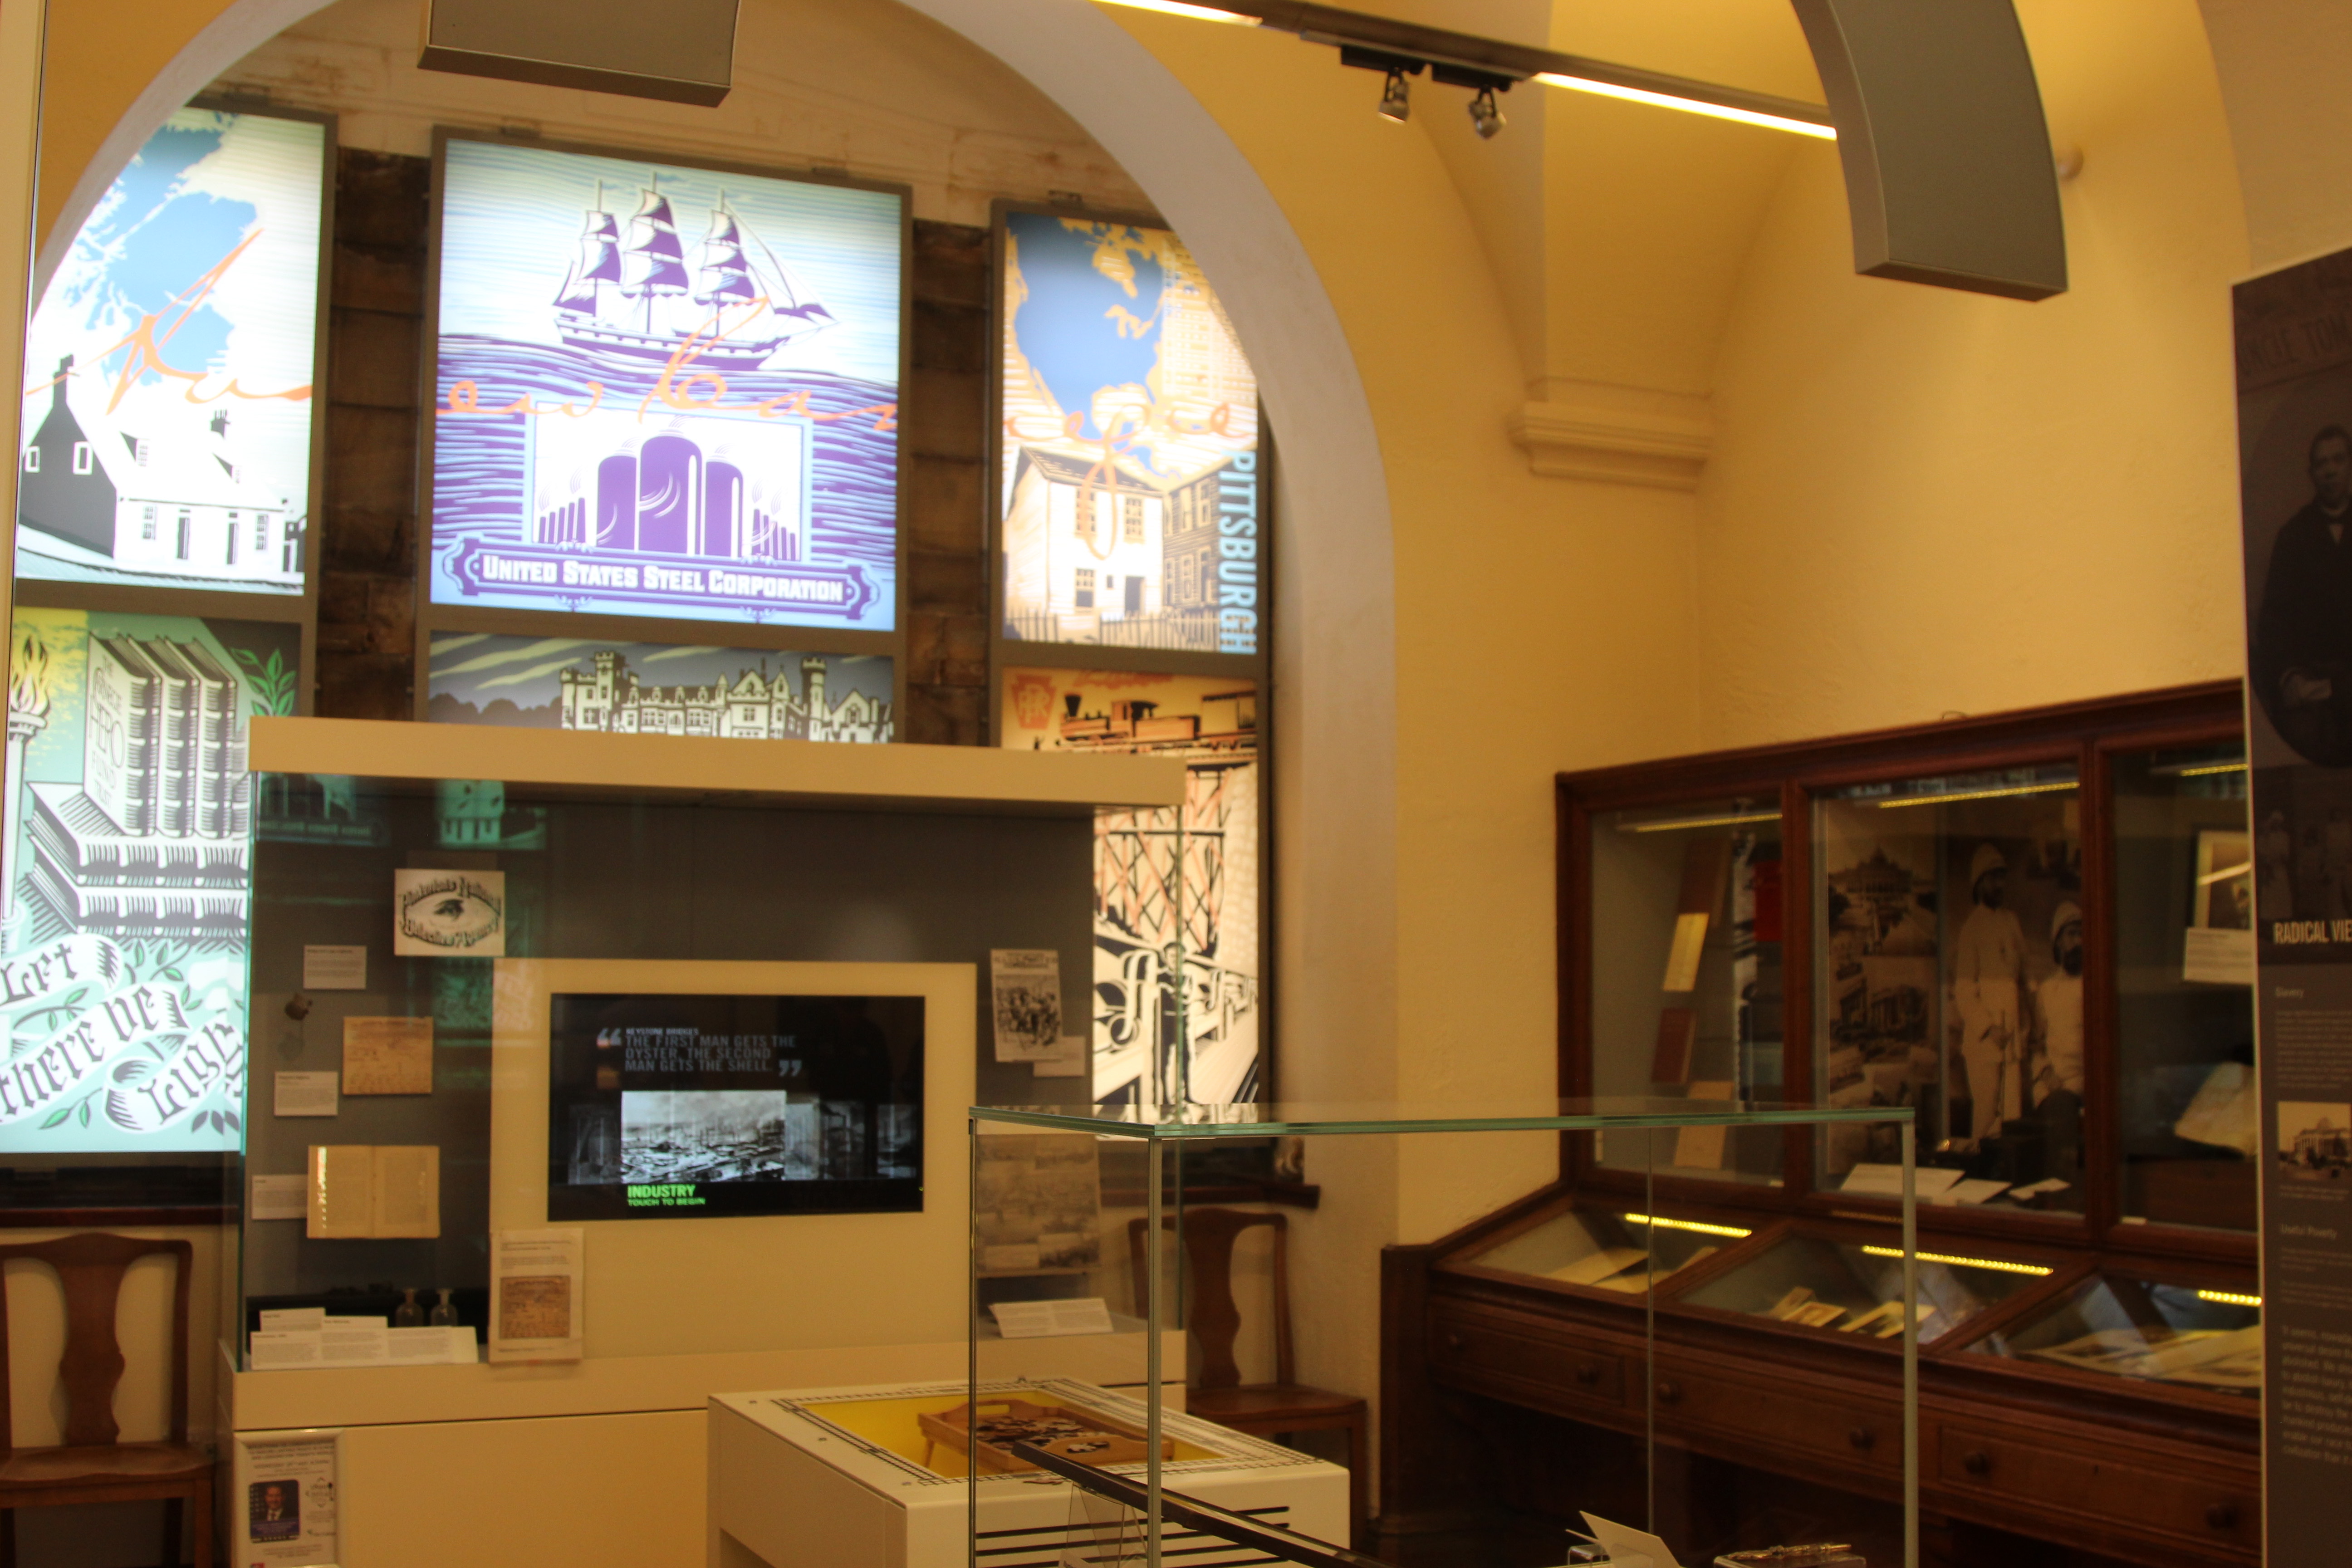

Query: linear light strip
1870,780,2078,810
1624,1212,1753,1238
2197,1288,2261,1308
1533,72,1835,139
2175,762,2249,778
1090,0,1837,140
1623,811,1780,834
1860,1244,2051,1277
1097,0,1261,21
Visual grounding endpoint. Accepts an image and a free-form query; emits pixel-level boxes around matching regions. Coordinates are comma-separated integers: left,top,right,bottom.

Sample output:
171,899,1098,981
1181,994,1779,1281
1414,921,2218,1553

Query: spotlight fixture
1468,84,1504,139
1378,66,1411,122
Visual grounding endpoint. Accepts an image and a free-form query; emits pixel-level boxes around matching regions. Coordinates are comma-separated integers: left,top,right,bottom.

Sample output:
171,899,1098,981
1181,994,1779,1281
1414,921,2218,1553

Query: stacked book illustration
29,634,250,934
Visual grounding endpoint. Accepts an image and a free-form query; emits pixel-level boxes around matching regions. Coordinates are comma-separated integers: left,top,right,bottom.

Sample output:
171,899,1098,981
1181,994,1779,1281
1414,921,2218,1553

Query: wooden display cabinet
1382,682,2259,1568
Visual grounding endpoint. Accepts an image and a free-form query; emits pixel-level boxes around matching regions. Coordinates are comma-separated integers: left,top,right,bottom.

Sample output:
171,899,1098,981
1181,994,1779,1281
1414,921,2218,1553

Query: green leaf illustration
39,1107,68,1129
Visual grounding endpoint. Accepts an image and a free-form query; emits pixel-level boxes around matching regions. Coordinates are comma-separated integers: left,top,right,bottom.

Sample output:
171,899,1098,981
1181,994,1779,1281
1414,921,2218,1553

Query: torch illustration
3,631,50,926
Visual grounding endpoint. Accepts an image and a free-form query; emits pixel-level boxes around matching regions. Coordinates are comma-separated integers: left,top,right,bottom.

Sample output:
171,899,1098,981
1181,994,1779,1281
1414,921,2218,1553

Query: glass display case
969,1099,1923,1568
227,716,1186,1372
1962,1271,2262,1396
1540,688,2263,1566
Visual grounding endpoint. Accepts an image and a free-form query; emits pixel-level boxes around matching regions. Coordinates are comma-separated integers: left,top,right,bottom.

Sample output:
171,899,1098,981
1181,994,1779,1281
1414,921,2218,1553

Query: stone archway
48,0,1402,1103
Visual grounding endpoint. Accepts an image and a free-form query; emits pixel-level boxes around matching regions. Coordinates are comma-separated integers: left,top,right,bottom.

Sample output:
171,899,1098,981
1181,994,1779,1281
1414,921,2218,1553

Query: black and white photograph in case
1815,812,1939,1175
1815,780,2082,1194
544,990,923,1220
2278,1100,2352,1180
973,1134,1101,1274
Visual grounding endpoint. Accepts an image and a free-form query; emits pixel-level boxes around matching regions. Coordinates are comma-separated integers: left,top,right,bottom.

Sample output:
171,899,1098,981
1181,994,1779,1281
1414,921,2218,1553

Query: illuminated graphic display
18,108,325,594
426,632,891,741
546,991,923,1220
0,608,300,1152
430,138,904,629
1000,212,1260,654
1001,668,1259,1107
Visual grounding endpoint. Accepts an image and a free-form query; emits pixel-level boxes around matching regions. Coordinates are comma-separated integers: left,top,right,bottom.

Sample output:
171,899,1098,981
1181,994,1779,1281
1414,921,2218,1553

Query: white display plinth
708,1377,1351,1568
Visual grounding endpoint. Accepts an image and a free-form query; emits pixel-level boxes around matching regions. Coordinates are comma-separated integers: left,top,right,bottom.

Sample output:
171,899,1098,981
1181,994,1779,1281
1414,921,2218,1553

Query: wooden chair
0,1234,212,1568
1127,1208,1368,1539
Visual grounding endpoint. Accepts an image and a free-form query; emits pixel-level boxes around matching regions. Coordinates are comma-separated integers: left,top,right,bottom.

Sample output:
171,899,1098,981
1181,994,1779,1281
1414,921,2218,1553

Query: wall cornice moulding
1507,379,1714,490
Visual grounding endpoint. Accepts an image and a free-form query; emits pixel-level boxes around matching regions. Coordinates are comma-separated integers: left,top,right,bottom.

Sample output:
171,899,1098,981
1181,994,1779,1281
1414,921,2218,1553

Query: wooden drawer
1429,1307,1627,1413
1649,1355,1901,1478
1936,1420,2258,1557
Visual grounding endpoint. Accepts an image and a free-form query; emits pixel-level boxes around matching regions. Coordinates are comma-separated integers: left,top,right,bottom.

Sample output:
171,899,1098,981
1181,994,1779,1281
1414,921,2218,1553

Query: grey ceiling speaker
1793,0,2066,300
419,0,741,107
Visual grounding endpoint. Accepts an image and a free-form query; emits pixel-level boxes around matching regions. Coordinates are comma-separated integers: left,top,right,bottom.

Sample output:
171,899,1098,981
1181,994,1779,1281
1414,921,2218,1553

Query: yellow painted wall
1697,0,2249,751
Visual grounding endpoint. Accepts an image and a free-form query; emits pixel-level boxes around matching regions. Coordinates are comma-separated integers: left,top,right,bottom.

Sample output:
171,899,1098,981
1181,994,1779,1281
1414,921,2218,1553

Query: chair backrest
1125,1207,1291,1391
0,1233,192,1449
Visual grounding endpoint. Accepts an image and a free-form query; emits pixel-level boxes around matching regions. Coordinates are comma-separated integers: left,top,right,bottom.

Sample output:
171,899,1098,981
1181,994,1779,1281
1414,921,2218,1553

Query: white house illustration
1000,443,1232,647
18,358,303,587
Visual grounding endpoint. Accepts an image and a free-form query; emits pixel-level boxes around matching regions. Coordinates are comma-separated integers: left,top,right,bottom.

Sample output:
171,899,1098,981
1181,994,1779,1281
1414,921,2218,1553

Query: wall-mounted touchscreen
546,991,922,1220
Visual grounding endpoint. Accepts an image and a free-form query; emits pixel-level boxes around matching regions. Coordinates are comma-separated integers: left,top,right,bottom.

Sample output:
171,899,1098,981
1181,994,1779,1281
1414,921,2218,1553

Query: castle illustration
556,651,889,743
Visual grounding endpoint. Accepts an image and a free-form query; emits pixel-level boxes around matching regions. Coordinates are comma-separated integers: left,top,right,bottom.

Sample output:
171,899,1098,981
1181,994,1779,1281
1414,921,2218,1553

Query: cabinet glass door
2111,742,2256,1231
1813,766,2084,1212
1588,799,1784,1186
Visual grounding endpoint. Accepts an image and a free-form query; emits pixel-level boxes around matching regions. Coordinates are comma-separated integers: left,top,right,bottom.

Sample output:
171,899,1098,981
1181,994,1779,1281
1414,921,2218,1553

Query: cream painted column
0,0,45,676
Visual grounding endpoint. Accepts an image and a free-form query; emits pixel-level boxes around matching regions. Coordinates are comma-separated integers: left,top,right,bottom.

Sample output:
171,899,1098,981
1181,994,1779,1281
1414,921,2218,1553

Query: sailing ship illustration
552,179,836,370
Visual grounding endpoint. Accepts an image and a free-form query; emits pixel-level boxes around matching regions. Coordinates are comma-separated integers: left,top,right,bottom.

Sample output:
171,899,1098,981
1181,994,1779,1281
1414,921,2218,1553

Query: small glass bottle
392,1287,423,1327
428,1287,459,1327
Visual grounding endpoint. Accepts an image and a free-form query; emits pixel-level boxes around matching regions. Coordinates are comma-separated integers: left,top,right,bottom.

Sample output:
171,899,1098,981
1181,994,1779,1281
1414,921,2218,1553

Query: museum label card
341,1017,434,1095
990,948,1063,1063
989,1297,1115,1338
251,1174,309,1222
490,1227,584,1363
2185,926,2255,986
302,945,368,990
274,1072,339,1117
392,869,506,957
234,1429,340,1568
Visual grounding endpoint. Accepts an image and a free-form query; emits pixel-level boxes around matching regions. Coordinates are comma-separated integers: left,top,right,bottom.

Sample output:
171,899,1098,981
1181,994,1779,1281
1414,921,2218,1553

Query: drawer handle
1574,1363,1600,1387
1656,1381,1682,1405
2207,1503,2238,1532
1848,1427,1875,1452
1962,1450,1991,1478
1444,1333,1465,1352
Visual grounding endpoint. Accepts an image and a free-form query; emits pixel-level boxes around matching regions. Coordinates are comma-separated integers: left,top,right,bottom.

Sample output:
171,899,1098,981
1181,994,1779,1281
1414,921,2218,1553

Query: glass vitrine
1963,1271,2261,1396
1587,799,1786,1188
968,1100,1923,1568
1673,1230,2052,1346
2110,742,2256,1230
1813,764,2085,1213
